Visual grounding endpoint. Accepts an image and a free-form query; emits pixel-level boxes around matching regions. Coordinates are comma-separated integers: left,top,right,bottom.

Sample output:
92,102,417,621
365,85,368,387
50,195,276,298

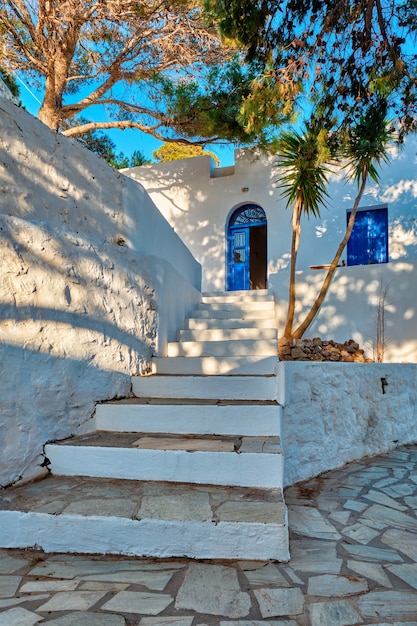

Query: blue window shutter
347,207,388,266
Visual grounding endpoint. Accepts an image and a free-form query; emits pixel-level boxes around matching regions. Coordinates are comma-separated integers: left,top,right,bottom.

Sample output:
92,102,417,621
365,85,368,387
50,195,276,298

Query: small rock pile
278,337,373,362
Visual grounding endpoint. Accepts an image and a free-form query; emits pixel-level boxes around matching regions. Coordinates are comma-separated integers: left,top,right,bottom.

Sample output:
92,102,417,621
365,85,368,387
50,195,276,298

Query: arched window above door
229,204,267,226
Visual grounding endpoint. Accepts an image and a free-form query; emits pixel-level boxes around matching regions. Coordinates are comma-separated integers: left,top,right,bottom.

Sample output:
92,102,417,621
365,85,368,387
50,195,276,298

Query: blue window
347,206,388,266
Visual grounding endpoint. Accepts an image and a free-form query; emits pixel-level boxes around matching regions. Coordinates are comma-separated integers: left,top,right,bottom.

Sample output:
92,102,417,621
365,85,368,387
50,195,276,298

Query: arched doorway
226,204,267,291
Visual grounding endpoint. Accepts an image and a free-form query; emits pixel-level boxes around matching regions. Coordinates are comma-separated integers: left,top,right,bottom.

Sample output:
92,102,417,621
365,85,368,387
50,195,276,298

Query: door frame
226,204,267,291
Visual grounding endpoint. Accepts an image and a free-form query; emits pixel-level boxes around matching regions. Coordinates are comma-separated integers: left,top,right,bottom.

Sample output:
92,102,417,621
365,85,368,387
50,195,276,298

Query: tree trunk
292,171,368,339
284,199,302,337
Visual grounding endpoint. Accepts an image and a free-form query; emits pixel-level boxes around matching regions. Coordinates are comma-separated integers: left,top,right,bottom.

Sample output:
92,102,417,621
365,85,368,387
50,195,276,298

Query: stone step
131,374,278,400
45,433,283,488
186,317,277,330
167,338,277,357
202,289,272,299
201,293,274,305
177,327,277,342
191,307,276,320
151,355,279,375
197,301,275,312
0,475,289,560
95,401,281,437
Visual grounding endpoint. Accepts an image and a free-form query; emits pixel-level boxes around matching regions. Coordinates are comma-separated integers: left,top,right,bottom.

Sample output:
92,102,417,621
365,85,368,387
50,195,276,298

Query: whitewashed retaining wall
0,97,201,352
0,216,158,486
280,362,417,486
0,97,202,486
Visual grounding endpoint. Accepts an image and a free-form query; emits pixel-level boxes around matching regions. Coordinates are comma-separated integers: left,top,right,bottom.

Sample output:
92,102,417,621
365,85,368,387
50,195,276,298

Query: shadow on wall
280,362,417,485
0,215,157,367
0,103,126,243
270,260,417,362
0,215,158,486
126,152,281,292
0,342,132,488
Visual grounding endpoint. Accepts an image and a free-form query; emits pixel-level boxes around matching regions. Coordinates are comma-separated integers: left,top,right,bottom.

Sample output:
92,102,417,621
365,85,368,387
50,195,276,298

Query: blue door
228,226,250,290
227,204,267,291
347,207,388,266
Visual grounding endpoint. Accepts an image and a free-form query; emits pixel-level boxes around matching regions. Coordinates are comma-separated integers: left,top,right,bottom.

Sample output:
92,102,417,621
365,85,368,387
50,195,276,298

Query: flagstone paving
2,445,417,624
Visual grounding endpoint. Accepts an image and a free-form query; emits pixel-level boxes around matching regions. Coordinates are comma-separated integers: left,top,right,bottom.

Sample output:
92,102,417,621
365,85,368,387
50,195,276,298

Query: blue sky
16,74,236,167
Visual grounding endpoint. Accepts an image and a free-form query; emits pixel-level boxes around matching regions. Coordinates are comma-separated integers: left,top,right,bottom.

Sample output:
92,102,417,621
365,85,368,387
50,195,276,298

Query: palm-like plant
276,122,335,337
292,101,394,339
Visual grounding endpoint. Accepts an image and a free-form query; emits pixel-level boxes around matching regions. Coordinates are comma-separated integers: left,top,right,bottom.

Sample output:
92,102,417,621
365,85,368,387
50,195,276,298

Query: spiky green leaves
344,100,395,186
275,123,335,219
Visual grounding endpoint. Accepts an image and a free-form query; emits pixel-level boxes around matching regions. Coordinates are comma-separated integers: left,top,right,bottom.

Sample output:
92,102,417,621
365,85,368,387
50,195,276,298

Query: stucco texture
0,215,157,486
0,98,200,486
281,362,417,486
127,144,417,362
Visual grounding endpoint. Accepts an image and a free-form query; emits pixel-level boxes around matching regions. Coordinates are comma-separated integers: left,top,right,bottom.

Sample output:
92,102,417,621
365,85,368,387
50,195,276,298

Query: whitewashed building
125,141,417,362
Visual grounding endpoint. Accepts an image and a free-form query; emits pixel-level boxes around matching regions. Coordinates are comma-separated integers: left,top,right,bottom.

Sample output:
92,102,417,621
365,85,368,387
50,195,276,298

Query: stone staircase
0,290,289,561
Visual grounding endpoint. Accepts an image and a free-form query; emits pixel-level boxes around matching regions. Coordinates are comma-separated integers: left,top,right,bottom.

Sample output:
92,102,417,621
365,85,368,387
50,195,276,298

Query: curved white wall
0,97,202,486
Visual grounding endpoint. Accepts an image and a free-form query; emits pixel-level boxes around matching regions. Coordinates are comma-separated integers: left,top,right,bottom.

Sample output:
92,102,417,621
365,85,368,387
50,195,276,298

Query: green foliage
0,0,254,143
343,100,395,186
275,123,336,219
72,117,149,169
153,142,220,165
239,66,299,136
153,59,295,147
203,0,271,60
129,150,149,167
206,0,417,137
0,67,19,98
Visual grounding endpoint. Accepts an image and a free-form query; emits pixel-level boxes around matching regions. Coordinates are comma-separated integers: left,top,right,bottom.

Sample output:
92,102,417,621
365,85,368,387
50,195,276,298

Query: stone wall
0,216,159,486
0,96,201,353
279,361,417,486
279,337,373,362
0,97,202,486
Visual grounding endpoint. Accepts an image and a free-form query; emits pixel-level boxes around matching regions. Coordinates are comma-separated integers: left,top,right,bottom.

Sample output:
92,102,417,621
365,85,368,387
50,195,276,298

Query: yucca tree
292,101,394,339
276,122,336,337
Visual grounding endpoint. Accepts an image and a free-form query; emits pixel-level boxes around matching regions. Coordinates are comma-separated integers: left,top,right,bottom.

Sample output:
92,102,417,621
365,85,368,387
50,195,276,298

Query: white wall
0,97,202,486
126,151,281,292
0,215,157,487
127,140,417,361
0,97,201,352
279,362,417,486
126,141,417,287
270,260,417,362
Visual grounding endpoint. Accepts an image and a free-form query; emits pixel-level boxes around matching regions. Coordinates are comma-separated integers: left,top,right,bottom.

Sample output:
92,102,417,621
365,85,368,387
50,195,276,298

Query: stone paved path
1,445,417,625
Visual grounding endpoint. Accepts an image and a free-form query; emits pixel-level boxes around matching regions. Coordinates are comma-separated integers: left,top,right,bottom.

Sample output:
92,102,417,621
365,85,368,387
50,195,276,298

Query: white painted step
167,338,277,357
186,317,277,330
191,307,276,320
132,374,278,400
0,476,289,560
177,327,277,342
203,289,271,298
45,435,283,488
0,509,289,560
202,297,274,306
198,301,275,312
95,402,281,436
151,355,279,375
